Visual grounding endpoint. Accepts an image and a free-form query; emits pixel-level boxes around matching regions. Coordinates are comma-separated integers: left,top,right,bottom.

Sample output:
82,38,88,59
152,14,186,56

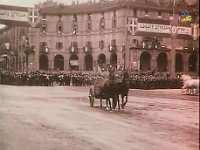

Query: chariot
88,74,129,110
88,77,110,107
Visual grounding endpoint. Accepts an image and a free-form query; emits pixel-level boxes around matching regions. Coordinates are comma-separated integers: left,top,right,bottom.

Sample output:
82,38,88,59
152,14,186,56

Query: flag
5,43,9,49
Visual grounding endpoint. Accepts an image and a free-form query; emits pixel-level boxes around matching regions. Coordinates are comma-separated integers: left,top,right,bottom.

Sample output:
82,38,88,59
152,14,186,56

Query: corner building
0,0,199,76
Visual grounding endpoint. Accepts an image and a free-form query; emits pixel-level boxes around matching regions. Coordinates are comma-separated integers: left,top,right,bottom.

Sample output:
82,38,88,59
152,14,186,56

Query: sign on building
0,6,40,27
127,17,192,36
0,9,29,22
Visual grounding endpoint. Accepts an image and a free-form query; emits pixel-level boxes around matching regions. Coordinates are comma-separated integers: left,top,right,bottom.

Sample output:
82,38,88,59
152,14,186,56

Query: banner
70,60,79,66
137,22,192,36
0,9,28,22
128,18,192,36
137,23,171,34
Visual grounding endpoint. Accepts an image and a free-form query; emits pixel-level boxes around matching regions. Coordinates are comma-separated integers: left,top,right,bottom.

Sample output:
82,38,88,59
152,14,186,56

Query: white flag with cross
28,8,39,27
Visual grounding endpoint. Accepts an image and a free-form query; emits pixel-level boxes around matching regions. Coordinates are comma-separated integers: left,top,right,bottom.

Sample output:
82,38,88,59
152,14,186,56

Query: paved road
0,85,199,150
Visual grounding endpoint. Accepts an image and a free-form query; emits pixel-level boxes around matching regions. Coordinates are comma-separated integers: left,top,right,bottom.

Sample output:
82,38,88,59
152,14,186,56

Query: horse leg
121,95,125,109
186,88,189,95
100,98,102,107
117,96,120,111
108,98,112,111
181,87,185,95
124,96,128,107
106,99,109,110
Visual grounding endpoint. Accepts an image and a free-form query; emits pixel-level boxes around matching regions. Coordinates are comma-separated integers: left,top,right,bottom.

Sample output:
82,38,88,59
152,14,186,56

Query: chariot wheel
53,81,59,86
89,88,95,107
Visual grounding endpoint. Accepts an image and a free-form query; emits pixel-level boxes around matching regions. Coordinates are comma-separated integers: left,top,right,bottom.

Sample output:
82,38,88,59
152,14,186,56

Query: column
170,38,176,76
183,53,188,73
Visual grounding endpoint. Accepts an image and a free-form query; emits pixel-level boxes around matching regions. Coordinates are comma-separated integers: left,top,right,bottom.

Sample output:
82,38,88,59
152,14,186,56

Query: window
87,22,92,31
41,16,47,33
56,42,63,49
57,25,63,33
86,13,92,31
85,42,92,53
109,39,116,52
99,40,104,49
100,12,105,30
40,42,48,53
57,16,63,34
158,11,162,18
111,39,116,46
133,9,137,17
40,42,47,47
112,11,117,29
145,10,149,17
169,12,173,20
70,42,78,53
73,14,77,21
86,42,92,47
41,20,47,33
112,19,117,29
72,42,78,47
88,13,91,20
72,22,77,35
72,15,78,34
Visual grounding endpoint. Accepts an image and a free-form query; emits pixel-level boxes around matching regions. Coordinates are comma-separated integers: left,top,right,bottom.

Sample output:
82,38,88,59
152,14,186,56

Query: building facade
0,0,199,75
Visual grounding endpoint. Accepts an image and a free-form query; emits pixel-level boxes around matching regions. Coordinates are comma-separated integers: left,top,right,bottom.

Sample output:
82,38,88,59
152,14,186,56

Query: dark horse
99,79,119,111
113,71,130,110
95,70,129,111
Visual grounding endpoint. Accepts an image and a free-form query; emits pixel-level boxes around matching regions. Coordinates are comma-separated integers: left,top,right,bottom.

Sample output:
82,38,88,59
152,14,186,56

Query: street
0,85,199,150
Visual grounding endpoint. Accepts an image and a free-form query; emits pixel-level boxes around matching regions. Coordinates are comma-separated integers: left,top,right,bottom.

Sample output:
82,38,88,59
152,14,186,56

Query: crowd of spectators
0,68,185,89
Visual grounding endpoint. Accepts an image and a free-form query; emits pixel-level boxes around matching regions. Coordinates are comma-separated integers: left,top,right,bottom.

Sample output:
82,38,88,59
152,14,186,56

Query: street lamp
5,43,10,71
121,43,125,69
170,0,177,77
24,45,35,73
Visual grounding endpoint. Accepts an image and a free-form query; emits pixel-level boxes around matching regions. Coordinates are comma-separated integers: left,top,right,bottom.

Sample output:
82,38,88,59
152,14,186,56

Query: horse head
180,74,192,82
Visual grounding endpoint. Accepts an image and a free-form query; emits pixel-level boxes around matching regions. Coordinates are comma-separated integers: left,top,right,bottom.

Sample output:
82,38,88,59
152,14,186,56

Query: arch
140,51,151,71
69,54,79,71
85,54,93,71
175,53,183,72
54,55,64,71
97,53,106,67
39,54,49,70
110,53,117,68
157,52,168,72
188,54,197,72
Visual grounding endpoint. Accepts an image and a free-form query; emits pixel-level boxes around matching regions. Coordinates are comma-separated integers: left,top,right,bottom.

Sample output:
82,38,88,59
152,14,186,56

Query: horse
118,71,130,109
110,71,130,110
93,77,119,111
180,74,192,82
101,79,119,111
180,75,199,95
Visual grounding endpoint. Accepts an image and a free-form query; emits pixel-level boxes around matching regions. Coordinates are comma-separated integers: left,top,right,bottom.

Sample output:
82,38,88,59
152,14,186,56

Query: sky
0,0,90,7
0,0,92,29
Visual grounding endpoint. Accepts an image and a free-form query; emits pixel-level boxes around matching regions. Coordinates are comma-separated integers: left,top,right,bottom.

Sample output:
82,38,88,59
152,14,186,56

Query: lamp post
170,0,177,77
5,43,10,71
25,45,35,73
121,43,125,69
